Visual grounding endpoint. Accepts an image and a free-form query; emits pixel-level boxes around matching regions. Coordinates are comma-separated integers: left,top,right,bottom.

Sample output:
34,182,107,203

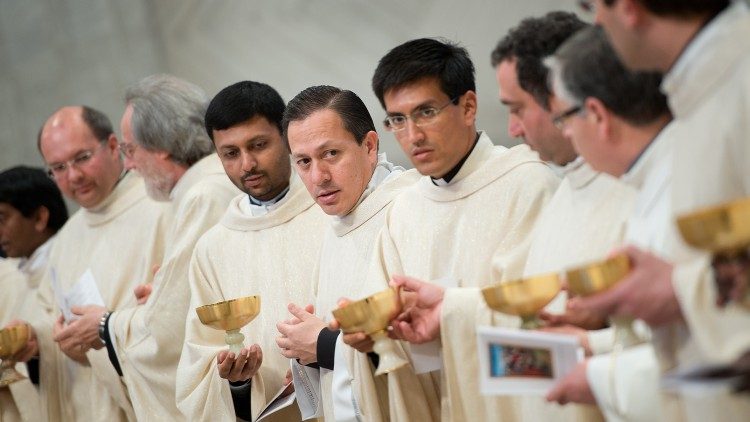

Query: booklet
476,326,582,396
255,380,296,422
50,268,105,322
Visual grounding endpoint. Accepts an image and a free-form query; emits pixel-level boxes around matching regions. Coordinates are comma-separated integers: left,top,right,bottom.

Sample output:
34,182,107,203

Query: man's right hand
217,344,262,383
4,320,38,362
133,284,153,305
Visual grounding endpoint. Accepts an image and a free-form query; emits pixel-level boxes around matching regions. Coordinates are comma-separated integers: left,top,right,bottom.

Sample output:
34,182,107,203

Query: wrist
98,311,112,346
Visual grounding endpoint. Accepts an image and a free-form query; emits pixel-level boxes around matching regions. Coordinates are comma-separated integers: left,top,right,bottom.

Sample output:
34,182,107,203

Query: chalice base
372,331,408,376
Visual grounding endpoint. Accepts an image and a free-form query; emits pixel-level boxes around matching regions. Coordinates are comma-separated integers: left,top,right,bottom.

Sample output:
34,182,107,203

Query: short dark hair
37,106,113,151
604,0,729,17
491,12,588,110
282,85,376,149
0,166,68,232
205,81,285,140
372,38,475,109
548,26,669,126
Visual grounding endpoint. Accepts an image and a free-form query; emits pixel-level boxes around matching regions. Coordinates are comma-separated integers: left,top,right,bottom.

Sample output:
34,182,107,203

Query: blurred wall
0,0,578,171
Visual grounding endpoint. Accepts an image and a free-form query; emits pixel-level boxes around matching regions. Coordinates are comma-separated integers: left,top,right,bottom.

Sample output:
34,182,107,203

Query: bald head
38,106,123,208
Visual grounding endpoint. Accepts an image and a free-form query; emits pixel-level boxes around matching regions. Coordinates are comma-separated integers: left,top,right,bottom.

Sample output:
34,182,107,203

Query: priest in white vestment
176,81,328,421
579,2,750,419
0,166,69,421
275,85,420,421
336,38,559,422
542,26,677,421
31,106,171,421
50,75,239,420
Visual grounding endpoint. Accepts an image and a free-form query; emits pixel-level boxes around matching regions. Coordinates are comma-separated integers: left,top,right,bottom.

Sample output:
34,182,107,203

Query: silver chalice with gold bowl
196,296,261,354
0,324,29,387
481,272,561,329
565,254,639,347
332,287,407,376
676,196,750,307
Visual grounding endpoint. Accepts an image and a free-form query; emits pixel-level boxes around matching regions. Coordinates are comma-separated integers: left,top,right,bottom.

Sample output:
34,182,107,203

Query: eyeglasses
118,142,139,159
578,0,596,13
383,97,459,132
552,105,583,129
47,142,107,179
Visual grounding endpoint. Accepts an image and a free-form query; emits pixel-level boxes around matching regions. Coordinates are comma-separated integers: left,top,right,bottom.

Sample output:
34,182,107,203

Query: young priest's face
382,77,476,179
288,108,378,217
212,116,291,200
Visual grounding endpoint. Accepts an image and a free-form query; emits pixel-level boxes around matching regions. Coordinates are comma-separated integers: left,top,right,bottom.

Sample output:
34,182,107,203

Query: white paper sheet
51,268,105,322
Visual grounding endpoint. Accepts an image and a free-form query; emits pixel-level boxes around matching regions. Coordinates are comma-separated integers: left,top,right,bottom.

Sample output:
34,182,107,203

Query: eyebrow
291,139,341,159
386,100,439,116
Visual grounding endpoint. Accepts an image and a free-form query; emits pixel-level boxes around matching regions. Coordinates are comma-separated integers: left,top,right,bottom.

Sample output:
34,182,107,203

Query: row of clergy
1,3,749,422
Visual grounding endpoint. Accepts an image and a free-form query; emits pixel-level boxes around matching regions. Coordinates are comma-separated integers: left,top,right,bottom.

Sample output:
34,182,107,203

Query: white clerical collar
338,153,404,218
431,132,481,186
240,185,291,217
18,235,55,280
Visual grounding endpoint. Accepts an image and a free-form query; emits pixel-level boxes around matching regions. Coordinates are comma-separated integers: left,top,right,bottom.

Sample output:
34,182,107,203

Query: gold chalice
566,254,639,347
677,197,750,307
481,273,561,329
332,287,407,376
196,296,260,354
0,325,29,387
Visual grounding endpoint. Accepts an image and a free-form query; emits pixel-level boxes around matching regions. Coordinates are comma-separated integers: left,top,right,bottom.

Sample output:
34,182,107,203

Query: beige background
0,0,578,171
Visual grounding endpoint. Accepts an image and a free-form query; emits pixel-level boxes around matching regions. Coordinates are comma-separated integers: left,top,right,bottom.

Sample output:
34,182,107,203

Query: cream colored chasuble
0,258,40,422
108,153,238,420
310,163,419,422
651,1,750,420
46,171,171,421
368,132,559,421
439,160,635,422
176,174,328,422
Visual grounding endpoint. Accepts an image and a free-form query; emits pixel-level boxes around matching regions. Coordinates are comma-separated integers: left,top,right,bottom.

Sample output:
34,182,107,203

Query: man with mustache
275,85,419,421
176,81,328,422
50,74,239,420
19,105,171,421
337,38,559,421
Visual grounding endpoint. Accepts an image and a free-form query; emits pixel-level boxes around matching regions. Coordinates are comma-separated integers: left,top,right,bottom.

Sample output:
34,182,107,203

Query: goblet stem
371,331,408,376
0,358,26,387
520,316,542,330
225,329,245,355
611,316,640,348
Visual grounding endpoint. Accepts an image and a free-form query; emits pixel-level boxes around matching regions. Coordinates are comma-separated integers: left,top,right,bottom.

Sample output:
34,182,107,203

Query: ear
106,133,119,154
584,97,612,142
619,0,646,28
460,91,478,126
363,131,379,164
33,206,50,233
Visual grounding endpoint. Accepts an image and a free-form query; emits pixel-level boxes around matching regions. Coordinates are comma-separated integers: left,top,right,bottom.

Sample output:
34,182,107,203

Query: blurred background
0,0,578,172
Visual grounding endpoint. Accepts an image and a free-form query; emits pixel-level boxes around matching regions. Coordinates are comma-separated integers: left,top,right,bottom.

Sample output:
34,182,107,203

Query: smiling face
382,77,476,179
39,107,123,209
212,115,291,199
495,59,575,165
287,109,378,216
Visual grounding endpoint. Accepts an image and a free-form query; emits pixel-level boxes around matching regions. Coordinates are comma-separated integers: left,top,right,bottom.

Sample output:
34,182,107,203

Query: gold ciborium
0,325,29,387
566,254,639,347
196,296,260,354
481,273,561,329
332,287,407,376
677,197,750,307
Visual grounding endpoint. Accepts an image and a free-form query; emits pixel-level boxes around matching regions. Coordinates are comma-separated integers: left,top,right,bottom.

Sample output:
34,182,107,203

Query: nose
311,160,331,187
240,152,257,173
66,165,85,183
401,119,426,146
508,115,524,138
123,155,137,171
